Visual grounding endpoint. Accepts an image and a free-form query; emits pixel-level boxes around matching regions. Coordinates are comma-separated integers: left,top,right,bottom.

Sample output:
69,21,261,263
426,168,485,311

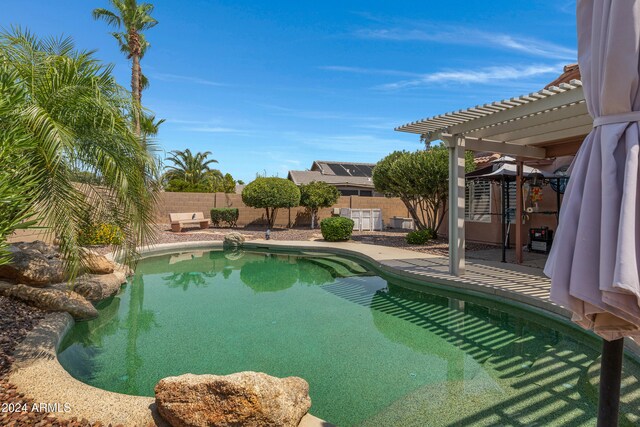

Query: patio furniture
169,212,210,232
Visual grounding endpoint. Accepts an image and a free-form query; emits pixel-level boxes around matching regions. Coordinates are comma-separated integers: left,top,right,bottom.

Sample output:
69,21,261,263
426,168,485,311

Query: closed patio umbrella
544,1,640,425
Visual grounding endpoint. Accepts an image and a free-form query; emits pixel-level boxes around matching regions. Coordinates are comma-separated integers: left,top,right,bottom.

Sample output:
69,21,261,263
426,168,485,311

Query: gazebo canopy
466,156,559,180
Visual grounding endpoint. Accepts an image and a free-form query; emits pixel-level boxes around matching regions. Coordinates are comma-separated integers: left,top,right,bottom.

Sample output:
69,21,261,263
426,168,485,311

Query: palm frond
0,28,158,275
92,8,122,28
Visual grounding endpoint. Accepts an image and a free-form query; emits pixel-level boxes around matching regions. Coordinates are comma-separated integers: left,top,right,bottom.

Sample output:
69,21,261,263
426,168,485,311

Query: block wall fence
155,192,410,228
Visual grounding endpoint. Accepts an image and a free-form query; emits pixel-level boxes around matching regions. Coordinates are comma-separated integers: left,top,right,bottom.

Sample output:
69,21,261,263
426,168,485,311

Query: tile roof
545,64,580,89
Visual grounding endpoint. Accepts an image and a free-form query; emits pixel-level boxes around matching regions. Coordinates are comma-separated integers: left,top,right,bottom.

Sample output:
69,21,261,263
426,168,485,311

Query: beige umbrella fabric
544,0,640,340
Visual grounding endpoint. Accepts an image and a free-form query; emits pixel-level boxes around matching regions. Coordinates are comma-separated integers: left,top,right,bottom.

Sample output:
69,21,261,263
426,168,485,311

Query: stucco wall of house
439,181,562,246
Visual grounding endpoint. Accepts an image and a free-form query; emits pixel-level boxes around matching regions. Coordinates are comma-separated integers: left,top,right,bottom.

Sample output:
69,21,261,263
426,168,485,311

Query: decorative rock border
8,241,328,427
8,239,640,426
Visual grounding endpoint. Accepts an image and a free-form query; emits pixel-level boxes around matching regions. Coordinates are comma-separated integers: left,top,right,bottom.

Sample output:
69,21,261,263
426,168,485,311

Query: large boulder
223,232,246,248
50,271,127,302
14,241,59,257
82,252,115,274
114,262,134,277
0,284,97,320
155,372,311,427
0,243,67,286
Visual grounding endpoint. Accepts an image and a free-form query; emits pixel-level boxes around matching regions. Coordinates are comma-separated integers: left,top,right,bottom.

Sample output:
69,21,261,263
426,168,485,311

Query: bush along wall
210,208,239,227
405,228,436,245
320,217,354,242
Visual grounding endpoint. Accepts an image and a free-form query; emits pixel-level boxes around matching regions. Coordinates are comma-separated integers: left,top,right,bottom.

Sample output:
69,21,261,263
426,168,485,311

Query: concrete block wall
155,192,409,228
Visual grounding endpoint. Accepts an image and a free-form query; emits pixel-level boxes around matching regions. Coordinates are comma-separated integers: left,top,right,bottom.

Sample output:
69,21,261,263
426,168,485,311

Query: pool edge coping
9,239,640,426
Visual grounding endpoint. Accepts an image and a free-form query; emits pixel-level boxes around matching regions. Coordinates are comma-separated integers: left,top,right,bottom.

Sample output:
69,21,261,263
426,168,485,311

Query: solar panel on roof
349,166,367,177
323,162,375,177
354,165,373,177
327,163,351,176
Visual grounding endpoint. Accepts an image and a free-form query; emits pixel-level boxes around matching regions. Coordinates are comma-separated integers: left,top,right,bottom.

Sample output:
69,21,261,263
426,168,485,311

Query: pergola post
447,134,466,276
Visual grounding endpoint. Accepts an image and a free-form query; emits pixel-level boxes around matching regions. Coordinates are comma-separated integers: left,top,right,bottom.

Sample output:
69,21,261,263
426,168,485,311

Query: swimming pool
57,248,640,426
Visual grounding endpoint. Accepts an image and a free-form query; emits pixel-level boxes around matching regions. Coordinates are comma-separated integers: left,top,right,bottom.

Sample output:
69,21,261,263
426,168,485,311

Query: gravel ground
0,298,112,426
142,224,497,256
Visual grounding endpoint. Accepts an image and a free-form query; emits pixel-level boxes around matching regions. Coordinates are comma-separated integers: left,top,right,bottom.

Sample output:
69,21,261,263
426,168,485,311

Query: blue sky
3,0,577,182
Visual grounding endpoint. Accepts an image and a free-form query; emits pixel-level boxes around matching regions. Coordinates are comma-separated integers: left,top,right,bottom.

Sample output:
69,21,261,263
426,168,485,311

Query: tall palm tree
0,28,158,275
164,149,220,185
93,0,158,135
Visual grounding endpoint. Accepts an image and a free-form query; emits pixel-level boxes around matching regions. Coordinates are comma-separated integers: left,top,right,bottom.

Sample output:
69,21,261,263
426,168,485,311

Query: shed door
351,210,362,231
372,209,382,230
361,209,372,231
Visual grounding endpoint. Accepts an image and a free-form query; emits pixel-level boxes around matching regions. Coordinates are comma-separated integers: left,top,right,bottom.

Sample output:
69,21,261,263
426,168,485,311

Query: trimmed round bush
406,228,435,245
320,217,354,242
210,208,239,227
242,177,301,228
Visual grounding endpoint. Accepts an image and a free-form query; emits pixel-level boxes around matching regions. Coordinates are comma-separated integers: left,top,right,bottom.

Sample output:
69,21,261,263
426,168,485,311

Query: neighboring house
287,160,381,196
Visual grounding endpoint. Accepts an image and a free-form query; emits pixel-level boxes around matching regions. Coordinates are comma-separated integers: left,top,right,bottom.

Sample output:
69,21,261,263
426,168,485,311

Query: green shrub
242,177,301,228
78,223,124,246
320,217,354,242
210,208,239,227
406,228,435,245
299,181,340,229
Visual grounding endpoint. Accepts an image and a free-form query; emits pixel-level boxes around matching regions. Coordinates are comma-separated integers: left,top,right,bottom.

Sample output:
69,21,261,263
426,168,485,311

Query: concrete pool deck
8,239,640,426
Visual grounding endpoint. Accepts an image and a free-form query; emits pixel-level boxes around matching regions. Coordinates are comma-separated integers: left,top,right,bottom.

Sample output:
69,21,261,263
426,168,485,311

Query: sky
3,0,578,183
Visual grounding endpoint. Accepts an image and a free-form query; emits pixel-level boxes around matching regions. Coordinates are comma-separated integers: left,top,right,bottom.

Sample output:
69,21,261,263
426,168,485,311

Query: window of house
339,189,359,196
359,190,373,197
465,180,491,222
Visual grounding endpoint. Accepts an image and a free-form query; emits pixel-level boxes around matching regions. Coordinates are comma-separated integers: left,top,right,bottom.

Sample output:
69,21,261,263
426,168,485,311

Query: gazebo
465,155,566,263
396,79,588,276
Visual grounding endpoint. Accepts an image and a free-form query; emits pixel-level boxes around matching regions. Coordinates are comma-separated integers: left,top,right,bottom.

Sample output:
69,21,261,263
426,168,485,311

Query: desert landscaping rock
0,284,97,320
155,371,311,427
82,252,115,275
14,241,59,258
114,262,134,277
223,232,246,248
0,244,67,286
50,271,126,302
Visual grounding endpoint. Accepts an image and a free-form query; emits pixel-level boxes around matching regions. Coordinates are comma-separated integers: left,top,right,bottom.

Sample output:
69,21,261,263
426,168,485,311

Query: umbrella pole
597,337,624,427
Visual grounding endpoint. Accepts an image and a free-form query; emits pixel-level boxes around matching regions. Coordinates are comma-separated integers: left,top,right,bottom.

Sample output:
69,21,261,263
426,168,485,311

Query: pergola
396,79,589,276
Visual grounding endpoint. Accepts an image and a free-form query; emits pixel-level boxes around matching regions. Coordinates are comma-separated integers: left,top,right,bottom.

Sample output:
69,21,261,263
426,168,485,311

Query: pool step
307,257,370,278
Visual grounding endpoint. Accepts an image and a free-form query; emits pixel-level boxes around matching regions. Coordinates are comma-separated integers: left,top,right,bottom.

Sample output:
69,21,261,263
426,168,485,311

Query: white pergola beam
447,86,585,136
468,101,588,140
508,123,593,146
487,112,592,144
441,134,547,159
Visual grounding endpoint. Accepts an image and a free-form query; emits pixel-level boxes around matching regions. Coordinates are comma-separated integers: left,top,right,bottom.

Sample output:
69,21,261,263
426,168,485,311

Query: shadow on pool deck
466,247,550,270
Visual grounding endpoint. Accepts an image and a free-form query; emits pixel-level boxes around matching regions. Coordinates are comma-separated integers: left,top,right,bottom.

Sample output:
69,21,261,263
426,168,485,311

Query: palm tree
0,28,158,275
93,0,158,135
164,149,220,185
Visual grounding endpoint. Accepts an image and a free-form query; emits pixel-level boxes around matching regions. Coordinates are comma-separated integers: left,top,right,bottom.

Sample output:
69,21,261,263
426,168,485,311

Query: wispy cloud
287,133,418,155
354,25,576,60
165,118,254,135
151,72,228,87
556,0,576,14
375,64,562,90
256,103,384,121
185,126,247,133
319,65,420,78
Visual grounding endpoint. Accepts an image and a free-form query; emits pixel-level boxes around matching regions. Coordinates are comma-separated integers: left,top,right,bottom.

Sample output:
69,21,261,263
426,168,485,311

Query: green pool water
58,249,640,426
